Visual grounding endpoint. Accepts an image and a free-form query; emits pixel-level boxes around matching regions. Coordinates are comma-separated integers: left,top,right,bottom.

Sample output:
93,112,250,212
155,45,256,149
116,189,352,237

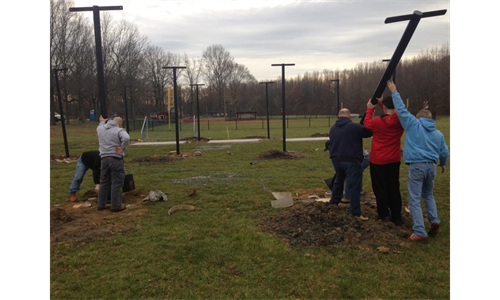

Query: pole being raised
362,9,448,123
69,5,123,119
123,85,132,133
372,10,448,105
271,64,294,152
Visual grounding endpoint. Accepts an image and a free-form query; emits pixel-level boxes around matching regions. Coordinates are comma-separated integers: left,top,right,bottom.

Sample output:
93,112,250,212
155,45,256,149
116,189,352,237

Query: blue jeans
69,157,90,194
330,161,363,216
344,154,370,200
407,163,441,236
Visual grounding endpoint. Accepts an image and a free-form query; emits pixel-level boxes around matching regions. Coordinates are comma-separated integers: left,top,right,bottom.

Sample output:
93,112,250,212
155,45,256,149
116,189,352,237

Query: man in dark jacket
329,108,373,220
69,151,101,202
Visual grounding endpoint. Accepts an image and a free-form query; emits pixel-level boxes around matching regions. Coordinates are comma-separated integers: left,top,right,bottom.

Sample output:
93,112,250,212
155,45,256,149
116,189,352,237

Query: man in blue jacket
329,108,373,220
387,80,449,241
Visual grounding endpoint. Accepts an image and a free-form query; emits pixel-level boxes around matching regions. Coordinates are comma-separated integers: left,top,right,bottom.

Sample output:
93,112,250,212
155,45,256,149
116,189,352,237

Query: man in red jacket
364,96,404,225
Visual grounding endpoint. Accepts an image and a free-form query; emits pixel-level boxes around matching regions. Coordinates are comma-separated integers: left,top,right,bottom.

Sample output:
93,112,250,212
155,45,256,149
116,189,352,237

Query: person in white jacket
96,115,130,212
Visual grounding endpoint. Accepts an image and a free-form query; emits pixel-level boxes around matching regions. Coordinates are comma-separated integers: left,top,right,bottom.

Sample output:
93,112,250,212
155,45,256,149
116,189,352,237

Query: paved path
130,137,328,146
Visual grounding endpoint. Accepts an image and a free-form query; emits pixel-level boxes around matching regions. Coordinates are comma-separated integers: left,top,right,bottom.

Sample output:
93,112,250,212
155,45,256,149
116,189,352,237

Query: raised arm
387,80,418,130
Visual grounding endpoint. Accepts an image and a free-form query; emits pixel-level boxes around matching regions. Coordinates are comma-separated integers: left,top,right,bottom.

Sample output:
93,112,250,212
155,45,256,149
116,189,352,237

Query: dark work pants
369,162,402,222
331,161,362,217
98,157,125,210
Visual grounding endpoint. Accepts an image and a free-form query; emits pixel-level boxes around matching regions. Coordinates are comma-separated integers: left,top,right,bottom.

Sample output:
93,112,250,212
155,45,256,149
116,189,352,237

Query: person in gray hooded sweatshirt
97,115,130,212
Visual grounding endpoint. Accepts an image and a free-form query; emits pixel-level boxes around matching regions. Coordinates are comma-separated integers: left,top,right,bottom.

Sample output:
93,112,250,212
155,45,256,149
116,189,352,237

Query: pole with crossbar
259,81,274,139
271,64,295,152
360,9,447,124
163,66,186,154
190,84,205,141
69,5,123,119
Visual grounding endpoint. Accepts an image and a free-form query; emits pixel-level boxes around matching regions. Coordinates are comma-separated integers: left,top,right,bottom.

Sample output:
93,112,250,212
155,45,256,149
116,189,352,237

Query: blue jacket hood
335,117,351,127
420,118,436,132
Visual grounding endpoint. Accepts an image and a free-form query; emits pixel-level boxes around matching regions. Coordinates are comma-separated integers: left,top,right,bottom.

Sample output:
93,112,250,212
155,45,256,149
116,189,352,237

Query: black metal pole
70,5,123,119
383,59,396,83
259,81,274,139
190,84,205,141
123,85,131,133
330,79,339,116
54,68,70,158
272,64,294,152
360,9,447,124
164,66,186,154
371,9,446,105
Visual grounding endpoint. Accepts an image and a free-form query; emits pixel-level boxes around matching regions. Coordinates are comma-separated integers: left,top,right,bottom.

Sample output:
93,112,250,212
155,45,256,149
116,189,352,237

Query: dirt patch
130,153,195,163
257,149,305,160
171,173,240,186
310,133,329,137
259,191,413,252
182,137,210,142
50,154,80,162
194,145,232,151
50,189,150,246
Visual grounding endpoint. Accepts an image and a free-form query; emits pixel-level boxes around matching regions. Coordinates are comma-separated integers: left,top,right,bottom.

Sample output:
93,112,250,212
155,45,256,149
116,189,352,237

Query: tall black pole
190,83,205,141
259,81,274,139
383,59,396,83
360,9,447,124
124,85,132,133
54,68,69,158
372,10,448,105
330,79,340,116
272,64,294,152
70,5,123,119
164,66,186,155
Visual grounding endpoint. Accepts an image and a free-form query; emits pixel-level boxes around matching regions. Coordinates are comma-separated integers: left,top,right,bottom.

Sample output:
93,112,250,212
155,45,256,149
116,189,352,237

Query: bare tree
183,54,202,116
202,44,234,116
227,62,256,116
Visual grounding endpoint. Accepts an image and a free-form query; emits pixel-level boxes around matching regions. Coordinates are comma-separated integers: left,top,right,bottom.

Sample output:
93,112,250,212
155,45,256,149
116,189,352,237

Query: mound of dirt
260,192,413,252
257,149,305,160
182,137,210,142
50,189,150,245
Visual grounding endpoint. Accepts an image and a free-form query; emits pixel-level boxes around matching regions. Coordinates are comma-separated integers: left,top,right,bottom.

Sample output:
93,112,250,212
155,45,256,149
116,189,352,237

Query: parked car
54,112,66,122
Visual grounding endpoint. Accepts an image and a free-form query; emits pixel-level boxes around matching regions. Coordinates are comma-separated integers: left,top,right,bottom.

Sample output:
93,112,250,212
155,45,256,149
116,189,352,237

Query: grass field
123,116,340,141
50,116,450,299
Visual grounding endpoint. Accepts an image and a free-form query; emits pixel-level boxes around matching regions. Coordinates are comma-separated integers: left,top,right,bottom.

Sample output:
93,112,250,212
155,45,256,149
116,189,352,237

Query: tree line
50,0,450,126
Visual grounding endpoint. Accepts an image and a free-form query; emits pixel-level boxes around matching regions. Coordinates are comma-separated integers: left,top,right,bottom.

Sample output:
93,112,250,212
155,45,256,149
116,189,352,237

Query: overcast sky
72,0,450,81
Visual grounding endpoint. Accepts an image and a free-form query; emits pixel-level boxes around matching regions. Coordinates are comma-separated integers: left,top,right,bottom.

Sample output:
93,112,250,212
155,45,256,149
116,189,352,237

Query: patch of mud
311,133,329,137
171,173,240,186
194,145,232,151
260,192,413,252
257,149,305,160
130,153,195,163
182,137,210,142
50,154,80,162
50,189,150,246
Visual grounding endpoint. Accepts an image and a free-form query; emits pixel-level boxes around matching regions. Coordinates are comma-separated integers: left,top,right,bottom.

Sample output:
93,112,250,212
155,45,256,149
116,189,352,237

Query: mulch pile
130,153,195,163
257,149,305,160
260,191,414,252
50,154,80,162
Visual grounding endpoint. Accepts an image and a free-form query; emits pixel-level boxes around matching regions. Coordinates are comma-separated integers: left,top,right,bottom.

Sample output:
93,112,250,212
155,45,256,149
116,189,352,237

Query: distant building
236,111,257,120
156,111,168,121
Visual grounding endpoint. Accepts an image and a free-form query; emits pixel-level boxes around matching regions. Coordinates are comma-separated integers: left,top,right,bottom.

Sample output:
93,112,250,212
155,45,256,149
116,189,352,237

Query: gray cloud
111,0,450,80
